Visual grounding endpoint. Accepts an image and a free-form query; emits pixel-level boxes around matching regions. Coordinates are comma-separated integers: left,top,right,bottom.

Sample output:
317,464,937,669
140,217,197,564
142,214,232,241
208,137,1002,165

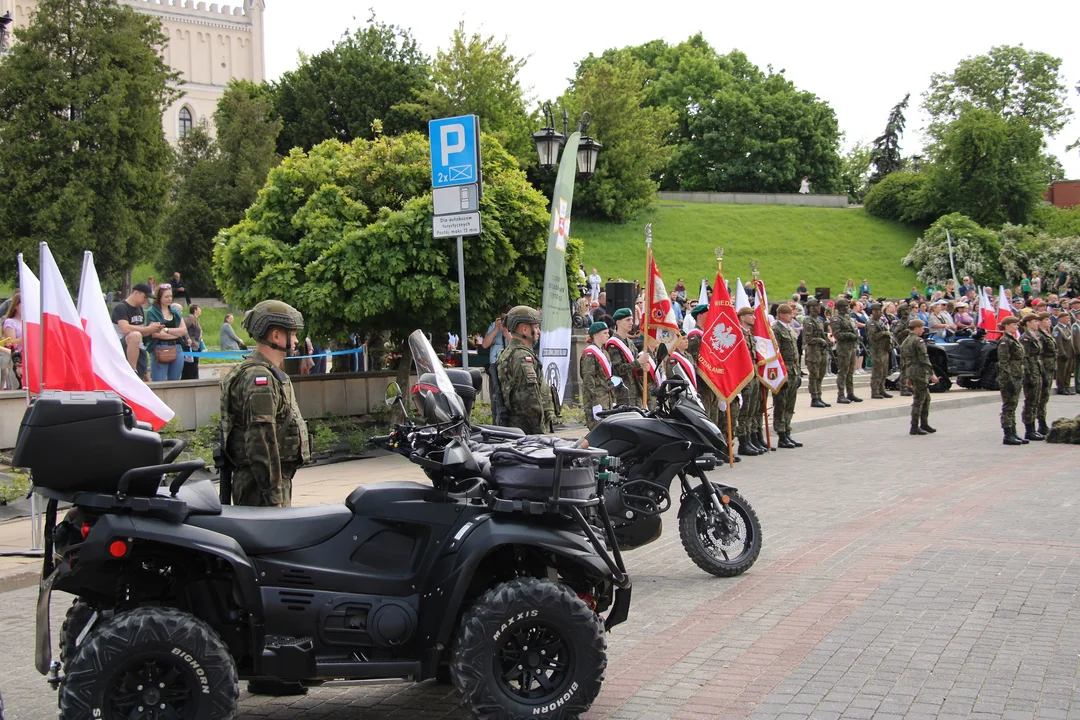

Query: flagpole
761,385,772,450
642,224,652,409
716,250,735,468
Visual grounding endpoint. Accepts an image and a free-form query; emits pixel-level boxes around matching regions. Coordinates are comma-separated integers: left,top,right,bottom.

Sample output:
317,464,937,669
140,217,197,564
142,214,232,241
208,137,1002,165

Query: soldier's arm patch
247,387,276,424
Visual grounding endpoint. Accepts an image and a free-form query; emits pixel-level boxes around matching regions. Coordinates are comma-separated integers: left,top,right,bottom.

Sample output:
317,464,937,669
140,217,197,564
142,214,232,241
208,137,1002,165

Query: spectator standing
482,306,511,426
958,276,975,297
112,283,160,379
798,176,810,194
1020,273,1031,301
673,278,687,302
844,279,856,298
852,301,869,374
0,292,21,389
588,268,602,302
181,304,204,380
1056,265,1068,293
146,285,187,382
147,276,157,294
859,279,871,297
1031,271,1043,299
220,313,247,351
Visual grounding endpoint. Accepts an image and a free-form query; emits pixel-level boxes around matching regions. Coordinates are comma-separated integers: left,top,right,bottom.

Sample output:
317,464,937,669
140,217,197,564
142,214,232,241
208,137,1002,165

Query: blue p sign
429,115,481,189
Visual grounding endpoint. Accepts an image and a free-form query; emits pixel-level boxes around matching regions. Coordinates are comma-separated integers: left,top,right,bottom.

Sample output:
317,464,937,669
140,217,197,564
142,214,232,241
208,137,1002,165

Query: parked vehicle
21,330,630,720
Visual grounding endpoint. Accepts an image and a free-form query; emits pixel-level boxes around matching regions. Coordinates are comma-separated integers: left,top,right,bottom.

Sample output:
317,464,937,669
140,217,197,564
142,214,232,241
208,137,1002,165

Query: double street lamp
532,102,602,177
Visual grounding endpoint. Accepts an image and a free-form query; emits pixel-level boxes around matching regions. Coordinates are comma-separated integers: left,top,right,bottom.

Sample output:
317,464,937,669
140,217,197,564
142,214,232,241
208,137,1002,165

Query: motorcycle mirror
385,382,402,407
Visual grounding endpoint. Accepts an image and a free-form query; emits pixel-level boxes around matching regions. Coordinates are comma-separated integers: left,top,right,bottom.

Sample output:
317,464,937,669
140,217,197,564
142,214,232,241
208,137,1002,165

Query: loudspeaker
814,286,831,300
605,282,635,315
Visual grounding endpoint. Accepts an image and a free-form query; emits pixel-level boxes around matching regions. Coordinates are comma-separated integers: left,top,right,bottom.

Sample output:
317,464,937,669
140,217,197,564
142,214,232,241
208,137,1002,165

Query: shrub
863,171,932,223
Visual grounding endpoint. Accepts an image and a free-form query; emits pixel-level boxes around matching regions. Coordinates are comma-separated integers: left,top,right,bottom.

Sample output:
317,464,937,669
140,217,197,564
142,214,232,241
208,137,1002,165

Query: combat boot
1024,423,1045,441
777,433,797,449
836,395,851,404
919,421,937,433
881,391,894,398
910,424,928,435
1003,429,1024,446
900,388,913,397
785,432,804,448
755,431,774,451
847,394,863,402
1038,418,1050,435
871,392,886,399
810,397,828,408
738,436,762,456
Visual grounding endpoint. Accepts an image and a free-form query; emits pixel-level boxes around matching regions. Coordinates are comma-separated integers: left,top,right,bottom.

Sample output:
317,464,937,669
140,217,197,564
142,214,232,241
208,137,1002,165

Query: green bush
863,171,932,223
902,213,1003,287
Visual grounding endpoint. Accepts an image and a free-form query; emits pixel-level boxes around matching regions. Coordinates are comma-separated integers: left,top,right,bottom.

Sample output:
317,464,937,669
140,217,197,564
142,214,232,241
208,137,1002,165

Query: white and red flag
978,286,999,339
644,255,680,351
20,245,95,394
77,252,174,429
698,271,755,407
996,285,1013,326
752,279,788,394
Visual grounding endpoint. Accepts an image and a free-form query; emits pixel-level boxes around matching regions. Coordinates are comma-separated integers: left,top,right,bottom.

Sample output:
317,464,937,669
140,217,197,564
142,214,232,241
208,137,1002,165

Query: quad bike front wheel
58,606,238,720
451,577,606,720
678,484,762,577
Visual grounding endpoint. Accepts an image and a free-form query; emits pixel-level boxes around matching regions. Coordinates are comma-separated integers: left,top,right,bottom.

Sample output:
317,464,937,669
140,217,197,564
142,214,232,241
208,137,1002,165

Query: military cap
1000,315,1020,327
737,306,755,317
612,307,633,321
777,303,794,315
869,302,883,313
835,297,850,310
805,296,820,306
1036,311,1051,320
908,318,925,329
1022,313,1041,324
691,303,710,318
587,321,608,335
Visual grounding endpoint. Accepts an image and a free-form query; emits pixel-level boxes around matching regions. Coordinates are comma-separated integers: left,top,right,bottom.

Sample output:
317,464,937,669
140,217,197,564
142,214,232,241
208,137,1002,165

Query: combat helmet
505,305,541,336
243,300,304,350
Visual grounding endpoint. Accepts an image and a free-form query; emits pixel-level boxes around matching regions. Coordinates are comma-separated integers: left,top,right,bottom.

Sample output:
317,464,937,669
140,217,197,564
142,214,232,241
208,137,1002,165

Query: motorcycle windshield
671,396,726,452
408,330,465,420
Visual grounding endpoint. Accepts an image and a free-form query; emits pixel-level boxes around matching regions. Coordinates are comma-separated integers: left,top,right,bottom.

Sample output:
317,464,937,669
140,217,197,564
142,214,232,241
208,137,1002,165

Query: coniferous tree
869,94,910,185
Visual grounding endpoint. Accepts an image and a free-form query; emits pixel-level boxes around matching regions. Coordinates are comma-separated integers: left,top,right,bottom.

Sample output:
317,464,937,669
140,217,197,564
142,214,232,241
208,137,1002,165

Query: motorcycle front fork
678,468,727,515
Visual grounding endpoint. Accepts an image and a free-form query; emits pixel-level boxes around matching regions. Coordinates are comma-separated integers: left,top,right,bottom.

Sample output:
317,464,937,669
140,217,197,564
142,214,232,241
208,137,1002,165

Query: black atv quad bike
21,330,630,720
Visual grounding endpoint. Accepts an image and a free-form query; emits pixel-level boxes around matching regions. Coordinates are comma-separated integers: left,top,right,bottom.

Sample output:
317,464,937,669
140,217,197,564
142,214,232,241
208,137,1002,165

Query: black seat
186,504,352,555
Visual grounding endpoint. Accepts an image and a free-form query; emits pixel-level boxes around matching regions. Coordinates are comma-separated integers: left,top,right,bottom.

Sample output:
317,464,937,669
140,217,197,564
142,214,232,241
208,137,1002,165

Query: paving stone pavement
0,396,1078,719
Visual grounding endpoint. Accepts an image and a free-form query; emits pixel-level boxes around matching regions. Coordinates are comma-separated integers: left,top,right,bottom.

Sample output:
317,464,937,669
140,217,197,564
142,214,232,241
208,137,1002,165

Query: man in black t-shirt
171,271,191,305
112,283,161,378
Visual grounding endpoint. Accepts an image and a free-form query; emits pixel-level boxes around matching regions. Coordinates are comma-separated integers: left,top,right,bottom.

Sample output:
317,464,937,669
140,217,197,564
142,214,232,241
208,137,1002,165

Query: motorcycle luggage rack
486,446,630,590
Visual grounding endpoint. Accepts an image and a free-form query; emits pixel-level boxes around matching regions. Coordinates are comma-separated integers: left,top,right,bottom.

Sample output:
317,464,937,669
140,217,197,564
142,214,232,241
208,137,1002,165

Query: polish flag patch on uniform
255,376,269,386
524,357,532,362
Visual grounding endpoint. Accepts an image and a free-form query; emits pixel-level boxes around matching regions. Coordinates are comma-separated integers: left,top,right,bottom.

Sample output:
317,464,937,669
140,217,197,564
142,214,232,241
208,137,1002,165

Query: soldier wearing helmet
220,300,311,510
496,305,555,434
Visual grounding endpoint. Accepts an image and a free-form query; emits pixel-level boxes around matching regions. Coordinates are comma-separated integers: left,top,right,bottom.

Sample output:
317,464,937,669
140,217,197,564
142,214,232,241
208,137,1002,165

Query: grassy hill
574,203,922,299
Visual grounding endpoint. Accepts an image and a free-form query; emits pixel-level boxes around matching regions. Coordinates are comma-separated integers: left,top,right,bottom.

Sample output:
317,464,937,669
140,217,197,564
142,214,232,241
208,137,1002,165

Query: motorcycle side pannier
13,391,163,496
488,439,596,501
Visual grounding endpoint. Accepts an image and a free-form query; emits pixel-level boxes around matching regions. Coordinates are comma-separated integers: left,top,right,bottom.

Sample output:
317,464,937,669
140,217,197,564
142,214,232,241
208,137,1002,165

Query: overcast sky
262,0,1080,179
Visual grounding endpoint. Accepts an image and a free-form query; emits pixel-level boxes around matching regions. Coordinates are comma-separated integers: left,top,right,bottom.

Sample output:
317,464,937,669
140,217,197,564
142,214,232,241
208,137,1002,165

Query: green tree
862,171,932,224
417,22,536,168
869,94,909,184
839,140,873,203
0,0,179,284
271,17,429,154
212,133,554,346
924,45,1073,138
162,81,282,295
902,213,1003,287
558,54,676,223
923,108,1046,227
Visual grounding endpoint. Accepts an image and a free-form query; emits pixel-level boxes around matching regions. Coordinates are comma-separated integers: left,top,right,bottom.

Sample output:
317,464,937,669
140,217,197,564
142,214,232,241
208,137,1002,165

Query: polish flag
978,286,999,339
18,255,42,393
20,245,96,394
752,279,788,394
77,252,174,430
996,285,1013,326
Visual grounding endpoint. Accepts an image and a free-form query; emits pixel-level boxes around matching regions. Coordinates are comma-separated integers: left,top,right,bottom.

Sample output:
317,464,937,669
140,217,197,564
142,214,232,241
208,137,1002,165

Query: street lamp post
532,102,602,178
0,12,13,56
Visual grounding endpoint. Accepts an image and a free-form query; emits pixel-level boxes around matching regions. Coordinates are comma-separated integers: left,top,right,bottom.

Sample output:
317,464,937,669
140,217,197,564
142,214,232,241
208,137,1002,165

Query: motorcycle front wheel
677,484,762,577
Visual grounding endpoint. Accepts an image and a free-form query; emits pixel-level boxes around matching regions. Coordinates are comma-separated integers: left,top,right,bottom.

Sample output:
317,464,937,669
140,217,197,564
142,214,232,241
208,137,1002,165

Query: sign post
429,115,483,369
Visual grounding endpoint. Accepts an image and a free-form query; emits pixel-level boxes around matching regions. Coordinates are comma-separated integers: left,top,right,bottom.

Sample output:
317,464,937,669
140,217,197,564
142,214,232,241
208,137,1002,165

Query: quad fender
70,513,262,611
424,514,611,649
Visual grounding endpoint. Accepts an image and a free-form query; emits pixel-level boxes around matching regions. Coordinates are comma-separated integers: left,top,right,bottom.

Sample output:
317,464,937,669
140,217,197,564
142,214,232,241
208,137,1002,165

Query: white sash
605,336,635,363
582,344,612,379
670,351,697,390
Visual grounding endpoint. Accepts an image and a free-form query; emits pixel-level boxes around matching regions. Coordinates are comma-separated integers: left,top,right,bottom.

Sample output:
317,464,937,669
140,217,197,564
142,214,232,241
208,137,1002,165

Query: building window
179,106,193,139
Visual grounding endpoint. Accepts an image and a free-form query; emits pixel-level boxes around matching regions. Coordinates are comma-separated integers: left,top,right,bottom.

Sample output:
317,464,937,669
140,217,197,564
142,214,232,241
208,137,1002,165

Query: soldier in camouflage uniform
736,306,764,456
801,297,831,408
900,318,937,435
1072,300,1080,393
1019,314,1045,441
867,303,894,399
1053,305,1075,395
687,304,719,422
220,300,311,509
605,307,651,408
579,321,616,430
830,297,862,404
498,305,556,435
891,303,913,396
996,316,1027,446
772,304,802,448
1037,311,1056,435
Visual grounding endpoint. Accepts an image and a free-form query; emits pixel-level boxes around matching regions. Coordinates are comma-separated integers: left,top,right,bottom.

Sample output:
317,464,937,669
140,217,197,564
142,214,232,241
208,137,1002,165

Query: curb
0,563,40,593
790,392,1000,434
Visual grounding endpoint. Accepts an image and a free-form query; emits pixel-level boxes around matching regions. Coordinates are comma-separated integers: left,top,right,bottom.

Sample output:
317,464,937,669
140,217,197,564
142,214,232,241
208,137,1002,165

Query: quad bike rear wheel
59,606,238,720
451,577,606,720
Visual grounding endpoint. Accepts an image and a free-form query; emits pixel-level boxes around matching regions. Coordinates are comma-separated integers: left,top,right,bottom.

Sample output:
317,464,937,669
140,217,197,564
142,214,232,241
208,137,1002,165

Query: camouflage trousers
999,380,1021,430
1021,379,1042,425
232,467,294,508
509,413,550,436
772,378,797,433
700,384,720,425
737,378,762,435
1057,356,1075,393
909,379,930,426
870,348,890,395
805,348,827,398
835,343,857,398
1039,370,1052,421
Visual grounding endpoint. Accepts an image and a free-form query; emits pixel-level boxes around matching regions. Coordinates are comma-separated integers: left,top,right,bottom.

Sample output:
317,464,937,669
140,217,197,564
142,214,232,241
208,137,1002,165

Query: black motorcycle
585,374,762,577
21,330,630,720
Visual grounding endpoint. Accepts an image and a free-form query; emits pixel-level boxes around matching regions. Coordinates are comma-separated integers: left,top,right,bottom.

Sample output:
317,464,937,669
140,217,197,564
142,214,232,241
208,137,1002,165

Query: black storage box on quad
489,440,596,501
13,391,164,496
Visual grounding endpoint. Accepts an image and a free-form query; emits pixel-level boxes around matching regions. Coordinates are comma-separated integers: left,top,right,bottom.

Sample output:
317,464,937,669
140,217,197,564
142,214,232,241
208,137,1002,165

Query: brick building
1045,181,1080,209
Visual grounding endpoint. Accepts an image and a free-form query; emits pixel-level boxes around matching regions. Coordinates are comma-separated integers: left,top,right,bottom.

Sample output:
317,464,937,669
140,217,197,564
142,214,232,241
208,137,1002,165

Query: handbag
154,343,178,364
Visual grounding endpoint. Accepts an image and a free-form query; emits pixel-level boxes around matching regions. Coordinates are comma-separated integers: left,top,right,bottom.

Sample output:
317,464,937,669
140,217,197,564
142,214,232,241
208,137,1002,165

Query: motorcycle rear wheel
678,485,761,577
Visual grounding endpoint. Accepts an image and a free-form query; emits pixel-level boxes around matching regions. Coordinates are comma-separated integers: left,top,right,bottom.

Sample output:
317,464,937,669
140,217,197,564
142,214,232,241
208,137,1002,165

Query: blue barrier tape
183,347,365,361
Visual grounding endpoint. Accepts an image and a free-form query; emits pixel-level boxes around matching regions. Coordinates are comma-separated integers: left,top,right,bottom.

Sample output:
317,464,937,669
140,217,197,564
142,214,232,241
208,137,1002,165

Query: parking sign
429,115,481,189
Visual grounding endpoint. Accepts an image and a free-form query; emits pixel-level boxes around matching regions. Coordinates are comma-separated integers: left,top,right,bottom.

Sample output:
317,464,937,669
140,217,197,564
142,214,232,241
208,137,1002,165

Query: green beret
587,321,608,335
691,303,709,318
612,308,633,321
